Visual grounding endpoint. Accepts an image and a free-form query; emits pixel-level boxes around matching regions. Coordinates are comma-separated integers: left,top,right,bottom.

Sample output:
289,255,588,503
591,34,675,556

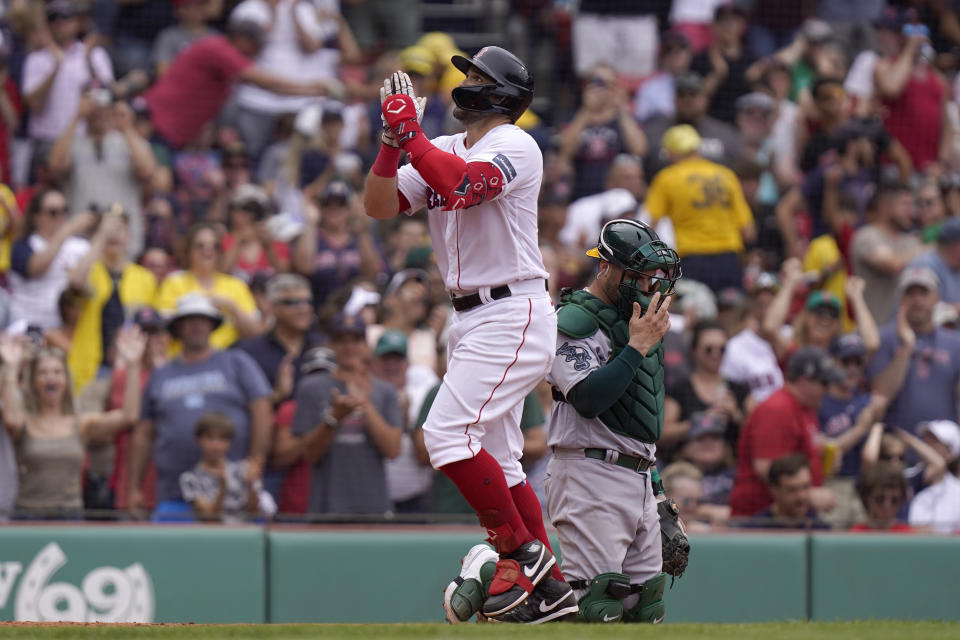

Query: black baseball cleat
489,577,579,624
481,540,555,617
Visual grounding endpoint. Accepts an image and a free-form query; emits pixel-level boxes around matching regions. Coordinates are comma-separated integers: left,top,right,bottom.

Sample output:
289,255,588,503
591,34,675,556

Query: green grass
0,621,958,640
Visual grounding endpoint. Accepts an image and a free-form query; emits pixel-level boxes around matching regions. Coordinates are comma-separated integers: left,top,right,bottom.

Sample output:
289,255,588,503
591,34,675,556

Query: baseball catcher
443,219,689,623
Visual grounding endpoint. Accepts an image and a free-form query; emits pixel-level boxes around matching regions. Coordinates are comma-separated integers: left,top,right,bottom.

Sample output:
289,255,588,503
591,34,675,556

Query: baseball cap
230,184,270,213
716,287,747,310
918,420,960,462
405,245,435,269
874,6,907,31
46,0,78,19
805,290,841,314
685,412,726,442
301,344,336,376
830,333,866,360
675,72,704,94
385,268,429,297
937,217,960,244
786,345,846,384
400,45,436,77
132,307,165,332
736,92,776,114
329,312,366,337
374,330,408,358
662,125,701,155
898,266,939,294
749,272,780,294
321,181,352,206
661,30,690,52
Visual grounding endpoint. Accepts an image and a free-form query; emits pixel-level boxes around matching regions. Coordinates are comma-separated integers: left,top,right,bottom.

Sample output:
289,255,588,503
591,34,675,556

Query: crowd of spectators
0,0,958,535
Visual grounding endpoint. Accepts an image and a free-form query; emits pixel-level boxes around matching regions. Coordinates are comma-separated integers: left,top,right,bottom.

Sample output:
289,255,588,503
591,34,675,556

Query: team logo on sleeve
491,154,517,183
557,342,592,371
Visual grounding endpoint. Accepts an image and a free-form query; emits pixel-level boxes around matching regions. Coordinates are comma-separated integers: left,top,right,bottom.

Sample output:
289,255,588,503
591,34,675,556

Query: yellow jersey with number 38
644,156,753,256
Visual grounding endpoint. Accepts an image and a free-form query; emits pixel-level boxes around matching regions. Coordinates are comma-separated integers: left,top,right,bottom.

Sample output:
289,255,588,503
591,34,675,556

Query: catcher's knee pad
622,572,667,624
576,572,631,623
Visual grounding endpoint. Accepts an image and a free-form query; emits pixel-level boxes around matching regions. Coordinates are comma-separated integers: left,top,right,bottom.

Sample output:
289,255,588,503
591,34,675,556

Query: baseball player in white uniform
364,46,577,623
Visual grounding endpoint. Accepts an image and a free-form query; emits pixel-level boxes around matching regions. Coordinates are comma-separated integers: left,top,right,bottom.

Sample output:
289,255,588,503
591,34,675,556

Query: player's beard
453,106,486,125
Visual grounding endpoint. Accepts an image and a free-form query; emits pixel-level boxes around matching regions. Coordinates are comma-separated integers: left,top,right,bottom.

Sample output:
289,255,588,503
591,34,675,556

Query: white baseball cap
918,420,960,461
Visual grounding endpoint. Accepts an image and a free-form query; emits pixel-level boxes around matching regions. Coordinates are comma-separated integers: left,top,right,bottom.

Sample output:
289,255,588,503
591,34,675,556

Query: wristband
322,408,340,430
372,143,402,178
651,468,665,496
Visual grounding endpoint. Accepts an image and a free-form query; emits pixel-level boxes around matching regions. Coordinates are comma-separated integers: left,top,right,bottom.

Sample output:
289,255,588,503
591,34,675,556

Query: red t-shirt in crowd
848,523,914,533
144,35,253,148
729,387,823,517
221,233,290,282
0,77,22,184
275,400,311,514
882,64,944,172
109,366,157,511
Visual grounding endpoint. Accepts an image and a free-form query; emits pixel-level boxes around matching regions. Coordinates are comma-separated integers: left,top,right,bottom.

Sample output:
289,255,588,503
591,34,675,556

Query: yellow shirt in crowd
69,262,158,393
645,156,754,257
155,270,257,351
803,234,853,332
0,183,17,272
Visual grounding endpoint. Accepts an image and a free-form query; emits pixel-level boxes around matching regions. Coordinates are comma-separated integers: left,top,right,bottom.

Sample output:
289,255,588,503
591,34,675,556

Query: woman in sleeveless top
0,327,146,519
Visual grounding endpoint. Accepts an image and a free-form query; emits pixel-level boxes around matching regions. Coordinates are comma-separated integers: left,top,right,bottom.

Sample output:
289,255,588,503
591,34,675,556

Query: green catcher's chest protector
556,289,664,443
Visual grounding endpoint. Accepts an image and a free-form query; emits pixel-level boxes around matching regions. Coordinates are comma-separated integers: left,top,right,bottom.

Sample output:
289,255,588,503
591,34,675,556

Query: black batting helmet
451,46,534,122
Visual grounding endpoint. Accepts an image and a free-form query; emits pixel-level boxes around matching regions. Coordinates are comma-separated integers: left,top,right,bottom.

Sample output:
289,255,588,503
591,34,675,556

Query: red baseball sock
440,449,534,555
510,480,565,582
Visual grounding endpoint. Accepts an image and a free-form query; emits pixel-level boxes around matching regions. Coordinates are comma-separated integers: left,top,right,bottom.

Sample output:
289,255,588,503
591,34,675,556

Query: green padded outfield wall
2,527,959,624
266,530,808,623
664,534,808,623
0,526,266,623
810,535,960,621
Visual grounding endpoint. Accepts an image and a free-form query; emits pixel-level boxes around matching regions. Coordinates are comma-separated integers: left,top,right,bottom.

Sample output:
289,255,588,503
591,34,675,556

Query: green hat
405,245,434,269
805,290,841,313
374,330,408,358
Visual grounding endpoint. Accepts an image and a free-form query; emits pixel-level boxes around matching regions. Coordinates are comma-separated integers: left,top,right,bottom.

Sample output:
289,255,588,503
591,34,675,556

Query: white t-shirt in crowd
908,472,960,534
397,124,549,292
8,235,90,330
22,42,114,142
233,0,333,114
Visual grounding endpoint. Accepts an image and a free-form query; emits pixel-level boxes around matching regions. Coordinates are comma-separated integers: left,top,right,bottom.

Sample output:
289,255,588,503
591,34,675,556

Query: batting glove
380,71,426,147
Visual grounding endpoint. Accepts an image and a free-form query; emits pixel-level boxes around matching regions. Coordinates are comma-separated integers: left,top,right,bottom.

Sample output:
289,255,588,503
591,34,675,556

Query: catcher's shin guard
575,572,631,623
622,572,667,624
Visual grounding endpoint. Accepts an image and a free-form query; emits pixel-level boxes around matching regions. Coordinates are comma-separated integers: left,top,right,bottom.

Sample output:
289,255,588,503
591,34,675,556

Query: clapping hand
380,71,427,146
115,325,147,365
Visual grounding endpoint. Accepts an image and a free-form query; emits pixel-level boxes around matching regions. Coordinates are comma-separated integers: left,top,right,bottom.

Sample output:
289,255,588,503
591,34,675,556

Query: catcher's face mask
588,219,682,320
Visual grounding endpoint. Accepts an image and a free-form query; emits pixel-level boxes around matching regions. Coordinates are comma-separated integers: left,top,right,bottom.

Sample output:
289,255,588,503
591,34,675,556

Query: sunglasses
276,298,313,307
841,357,864,367
811,306,840,320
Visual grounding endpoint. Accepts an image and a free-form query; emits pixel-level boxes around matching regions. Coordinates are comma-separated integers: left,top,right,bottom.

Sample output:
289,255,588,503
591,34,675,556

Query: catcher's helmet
451,46,534,122
586,219,682,319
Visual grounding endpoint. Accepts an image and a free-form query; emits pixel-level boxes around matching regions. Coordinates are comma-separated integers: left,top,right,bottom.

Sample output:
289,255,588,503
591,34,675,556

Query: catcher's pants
422,281,556,487
545,453,662,596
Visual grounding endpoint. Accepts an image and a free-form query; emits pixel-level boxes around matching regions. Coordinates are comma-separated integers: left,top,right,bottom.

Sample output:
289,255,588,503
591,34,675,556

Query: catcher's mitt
658,497,690,579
